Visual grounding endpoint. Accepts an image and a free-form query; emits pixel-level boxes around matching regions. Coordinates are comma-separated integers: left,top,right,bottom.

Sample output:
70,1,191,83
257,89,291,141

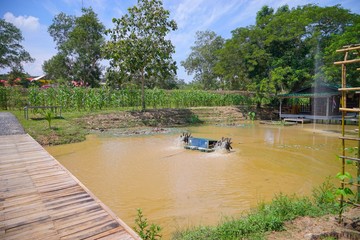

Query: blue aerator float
180,133,232,152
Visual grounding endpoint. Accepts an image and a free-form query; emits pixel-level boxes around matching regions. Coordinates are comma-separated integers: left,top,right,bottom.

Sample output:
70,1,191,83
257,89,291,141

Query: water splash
313,38,324,132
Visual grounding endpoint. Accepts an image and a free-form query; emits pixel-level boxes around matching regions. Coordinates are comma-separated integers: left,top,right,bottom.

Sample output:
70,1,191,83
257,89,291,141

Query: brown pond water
45,123,355,239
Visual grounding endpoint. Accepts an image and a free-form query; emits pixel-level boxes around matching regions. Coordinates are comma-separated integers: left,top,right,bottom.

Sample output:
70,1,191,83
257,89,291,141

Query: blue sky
1,0,359,82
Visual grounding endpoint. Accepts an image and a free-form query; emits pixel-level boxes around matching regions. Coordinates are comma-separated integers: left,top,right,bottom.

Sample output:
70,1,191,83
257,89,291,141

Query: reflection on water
46,123,352,239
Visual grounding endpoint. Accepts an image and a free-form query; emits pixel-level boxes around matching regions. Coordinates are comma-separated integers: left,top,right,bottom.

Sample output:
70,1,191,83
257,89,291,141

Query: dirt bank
267,207,360,240
77,106,278,131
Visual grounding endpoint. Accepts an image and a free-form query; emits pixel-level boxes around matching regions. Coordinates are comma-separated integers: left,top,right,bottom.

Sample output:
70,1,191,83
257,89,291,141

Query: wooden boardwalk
0,134,140,240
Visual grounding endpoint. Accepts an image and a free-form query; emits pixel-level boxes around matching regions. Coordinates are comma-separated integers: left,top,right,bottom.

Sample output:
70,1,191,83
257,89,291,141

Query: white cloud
172,0,205,29
3,12,40,32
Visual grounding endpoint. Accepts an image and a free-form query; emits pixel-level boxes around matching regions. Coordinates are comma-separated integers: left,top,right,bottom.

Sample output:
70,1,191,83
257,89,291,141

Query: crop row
0,86,253,111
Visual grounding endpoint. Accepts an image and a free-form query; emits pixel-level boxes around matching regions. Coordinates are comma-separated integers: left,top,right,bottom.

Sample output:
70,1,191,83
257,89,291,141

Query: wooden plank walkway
0,134,140,240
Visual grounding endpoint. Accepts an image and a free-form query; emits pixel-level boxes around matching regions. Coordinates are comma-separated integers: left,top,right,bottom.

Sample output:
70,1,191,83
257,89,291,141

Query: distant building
278,81,358,122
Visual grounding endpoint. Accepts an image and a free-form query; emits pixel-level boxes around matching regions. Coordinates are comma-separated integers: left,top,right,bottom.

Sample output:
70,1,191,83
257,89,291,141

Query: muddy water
46,123,352,239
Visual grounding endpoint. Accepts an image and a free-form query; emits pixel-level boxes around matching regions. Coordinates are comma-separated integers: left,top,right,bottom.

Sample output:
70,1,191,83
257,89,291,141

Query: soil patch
267,207,360,240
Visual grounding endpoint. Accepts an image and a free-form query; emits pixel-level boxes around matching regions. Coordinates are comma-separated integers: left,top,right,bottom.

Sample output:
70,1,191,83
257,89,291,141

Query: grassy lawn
9,108,152,145
10,110,91,145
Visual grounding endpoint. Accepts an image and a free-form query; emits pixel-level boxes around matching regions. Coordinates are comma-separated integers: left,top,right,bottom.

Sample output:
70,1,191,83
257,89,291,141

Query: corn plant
4,86,254,111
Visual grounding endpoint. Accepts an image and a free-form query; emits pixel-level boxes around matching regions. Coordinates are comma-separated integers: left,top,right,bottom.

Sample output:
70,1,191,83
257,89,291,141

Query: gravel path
0,112,25,135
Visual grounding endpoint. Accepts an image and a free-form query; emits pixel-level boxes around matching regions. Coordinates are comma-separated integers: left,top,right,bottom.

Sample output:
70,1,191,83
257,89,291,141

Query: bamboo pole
334,58,360,65
339,50,348,222
338,87,360,91
336,45,360,52
338,155,360,163
336,44,360,221
339,107,360,112
339,136,360,141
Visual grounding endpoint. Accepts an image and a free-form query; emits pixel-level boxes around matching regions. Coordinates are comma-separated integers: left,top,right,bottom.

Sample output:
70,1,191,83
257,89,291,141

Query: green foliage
134,208,162,240
181,31,224,90
323,17,360,85
45,8,105,87
248,111,256,121
0,87,8,109
44,110,53,129
1,86,252,111
0,19,34,71
103,0,177,110
11,110,87,146
0,86,27,110
336,171,355,205
42,54,68,81
187,114,201,124
336,172,352,181
174,182,339,240
210,4,360,105
312,177,338,213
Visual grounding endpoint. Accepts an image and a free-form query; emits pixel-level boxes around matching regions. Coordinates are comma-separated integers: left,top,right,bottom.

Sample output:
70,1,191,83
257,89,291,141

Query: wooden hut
278,81,358,122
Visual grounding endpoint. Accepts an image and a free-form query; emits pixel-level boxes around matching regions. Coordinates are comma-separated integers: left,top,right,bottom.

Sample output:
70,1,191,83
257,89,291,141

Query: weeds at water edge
173,178,339,240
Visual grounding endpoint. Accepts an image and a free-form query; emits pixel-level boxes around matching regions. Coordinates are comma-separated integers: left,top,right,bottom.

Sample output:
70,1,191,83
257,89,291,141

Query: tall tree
256,5,274,28
181,30,224,90
103,0,177,110
0,19,34,72
215,4,358,106
42,53,68,81
214,27,268,91
44,8,105,87
319,7,360,86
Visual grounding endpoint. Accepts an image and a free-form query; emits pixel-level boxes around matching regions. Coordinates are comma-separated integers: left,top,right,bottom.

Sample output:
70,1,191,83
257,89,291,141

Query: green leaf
344,188,354,196
336,172,353,180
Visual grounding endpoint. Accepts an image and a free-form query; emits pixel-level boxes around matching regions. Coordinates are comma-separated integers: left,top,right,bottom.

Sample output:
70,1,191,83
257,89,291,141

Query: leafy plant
44,110,53,129
335,171,355,220
134,208,162,240
312,177,337,213
0,86,8,110
187,114,201,124
336,172,354,198
248,111,256,121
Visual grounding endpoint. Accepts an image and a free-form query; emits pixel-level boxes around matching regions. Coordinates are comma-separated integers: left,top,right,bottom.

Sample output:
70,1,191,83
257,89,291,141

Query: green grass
10,110,89,145
172,179,339,240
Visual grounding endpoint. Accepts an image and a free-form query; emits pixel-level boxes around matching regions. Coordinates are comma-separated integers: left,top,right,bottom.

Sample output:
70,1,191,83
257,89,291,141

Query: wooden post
326,97,329,120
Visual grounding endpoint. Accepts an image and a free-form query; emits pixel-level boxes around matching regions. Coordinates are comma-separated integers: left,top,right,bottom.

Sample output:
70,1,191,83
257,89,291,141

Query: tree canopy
0,19,34,72
181,30,224,90
44,8,105,87
103,0,177,110
183,4,359,105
